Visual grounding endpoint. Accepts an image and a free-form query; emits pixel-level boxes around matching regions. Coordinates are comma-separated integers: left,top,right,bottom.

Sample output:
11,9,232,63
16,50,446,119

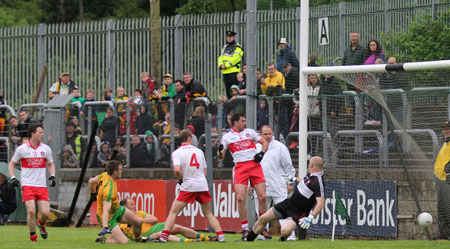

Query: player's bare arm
102,201,112,228
141,214,158,225
173,165,182,181
257,137,268,153
88,176,99,193
7,160,18,178
311,197,325,217
48,162,56,176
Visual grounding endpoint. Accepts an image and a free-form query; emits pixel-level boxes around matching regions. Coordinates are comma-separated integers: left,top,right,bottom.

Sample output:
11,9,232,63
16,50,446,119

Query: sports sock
196,233,206,241
30,232,36,236
180,238,196,242
241,220,249,231
37,219,45,226
216,231,225,242
160,230,170,241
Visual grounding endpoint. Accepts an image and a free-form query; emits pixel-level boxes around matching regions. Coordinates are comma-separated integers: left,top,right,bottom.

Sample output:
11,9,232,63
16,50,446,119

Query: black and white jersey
297,171,325,199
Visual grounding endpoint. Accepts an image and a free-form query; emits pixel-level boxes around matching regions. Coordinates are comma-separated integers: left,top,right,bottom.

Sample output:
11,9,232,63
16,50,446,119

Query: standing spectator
319,75,342,136
120,103,138,136
65,122,84,160
0,172,16,224
80,89,97,130
257,99,269,131
69,87,84,119
363,39,386,65
8,116,21,145
183,72,207,102
0,90,7,135
159,74,177,100
173,80,187,128
49,72,77,99
218,31,244,99
99,107,119,146
253,126,296,240
283,62,299,95
18,111,39,138
220,85,245,116
218,113,268,240
113,137,124,153
237,73,246,95
102,88,115,103
342,32,367,66
190,106,206,139
276,38,299,72
135,105,154,135
8,124,56,242
256,69,265,96
62,145,80,168
115,86,129,118
141,72,158,101
97,141,112,167
434,120,450,240
308,54,318,67
307,74,321,132
129,135,150,168
263,63,285,96
132,89,145,112
144,130,156,166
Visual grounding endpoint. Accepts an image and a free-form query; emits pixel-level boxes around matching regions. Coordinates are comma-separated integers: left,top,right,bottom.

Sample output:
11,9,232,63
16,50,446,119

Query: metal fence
0,0,449,109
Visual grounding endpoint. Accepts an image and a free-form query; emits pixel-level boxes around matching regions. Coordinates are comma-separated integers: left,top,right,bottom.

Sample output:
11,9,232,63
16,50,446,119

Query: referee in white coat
254,125,296,240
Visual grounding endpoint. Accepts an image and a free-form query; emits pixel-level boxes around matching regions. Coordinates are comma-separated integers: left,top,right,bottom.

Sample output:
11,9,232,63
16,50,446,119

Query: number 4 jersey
171,143,208,192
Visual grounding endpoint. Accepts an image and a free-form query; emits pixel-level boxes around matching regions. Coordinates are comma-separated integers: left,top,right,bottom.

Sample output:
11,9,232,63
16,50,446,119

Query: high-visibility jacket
75,135,82,158
218,42,244,75
435,141,450,181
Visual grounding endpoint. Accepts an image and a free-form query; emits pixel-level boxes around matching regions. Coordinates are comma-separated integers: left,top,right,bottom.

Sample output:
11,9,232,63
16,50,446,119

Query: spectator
319,74,342,136
183,72,207,102
113,137,124,153
88,144,100,168
135,105,154,135
185,125,198,146
65,121,84,160
102,88,114,103
115,86,129,117
257,99,269,131
0,90,7,135
221,85,245,116
115,146,127,166
283,62,299,95
141,72,158,101
8,116,21,145
18,111,39,138
62,145,80,168
218,31,244,99
237,72,246,95
69,86,84,119
308,54,318,67
144,130,155,166
80,89,97,129
69,116,83,135
434,120,450,240
97,141,112,167
342,32,367,66
263,63,285,96
173,80,187,128
49,72,77,99
364,39,386,65
99,107,119,146
256,68,265,96
120,103,138,136
276,38,299,72
190,106,206,138
159,74,176,100
380,57,409,90
0,172,16,224
307,74,321,132
132,89,144,111
129,134,150,168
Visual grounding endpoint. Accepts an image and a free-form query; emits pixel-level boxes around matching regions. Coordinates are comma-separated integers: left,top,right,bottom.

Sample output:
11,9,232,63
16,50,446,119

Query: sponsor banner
309,180,397,237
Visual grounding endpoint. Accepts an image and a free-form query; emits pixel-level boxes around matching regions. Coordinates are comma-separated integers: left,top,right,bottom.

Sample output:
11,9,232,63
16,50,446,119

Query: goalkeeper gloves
8,177,20,187
298,214,315,230
48,175,56,187
98,227,111,236
281,174,297,184
253,151,265,163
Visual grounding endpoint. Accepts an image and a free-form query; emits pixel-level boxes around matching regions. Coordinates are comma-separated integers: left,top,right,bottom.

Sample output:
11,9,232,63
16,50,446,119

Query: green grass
0,225,449,249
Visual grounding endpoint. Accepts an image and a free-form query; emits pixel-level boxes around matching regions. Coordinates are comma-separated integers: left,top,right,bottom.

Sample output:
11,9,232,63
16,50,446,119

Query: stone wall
58,167,437,239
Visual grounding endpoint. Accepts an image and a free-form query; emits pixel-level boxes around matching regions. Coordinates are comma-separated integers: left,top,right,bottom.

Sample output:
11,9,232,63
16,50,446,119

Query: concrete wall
58,167,437,239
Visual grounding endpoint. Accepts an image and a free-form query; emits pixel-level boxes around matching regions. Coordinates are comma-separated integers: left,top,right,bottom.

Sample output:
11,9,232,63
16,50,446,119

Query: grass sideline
0,225,448,249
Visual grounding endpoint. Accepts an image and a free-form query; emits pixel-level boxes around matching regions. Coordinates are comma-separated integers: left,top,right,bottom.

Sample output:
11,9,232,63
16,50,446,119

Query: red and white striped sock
160,230,170,241
241,220,249,231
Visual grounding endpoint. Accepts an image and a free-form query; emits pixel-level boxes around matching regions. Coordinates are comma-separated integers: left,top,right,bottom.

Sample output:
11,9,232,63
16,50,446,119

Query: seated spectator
129,134,150,168
18,111,39,138
49,72,76,99
115,86,129,117
113,137,124,153
115,146,127,166
135,105,154,135
97,141,112,167
120,103,138,135
141,72,158,101
99,107,119,146
69,86,84,119
154,112,171,139
88,144,100,168
0,173,17,224
62,145,80,168
222,85,245,115
144,130,156,166
237,72,246,95
190,106,206,138
263,63,285,96
0,90,7,136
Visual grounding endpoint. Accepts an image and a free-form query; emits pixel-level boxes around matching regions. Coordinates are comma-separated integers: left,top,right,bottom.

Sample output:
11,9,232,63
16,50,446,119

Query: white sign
318,17,329,45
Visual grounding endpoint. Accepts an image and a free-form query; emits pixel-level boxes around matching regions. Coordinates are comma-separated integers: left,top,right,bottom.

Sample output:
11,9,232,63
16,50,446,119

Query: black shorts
273,187,314,223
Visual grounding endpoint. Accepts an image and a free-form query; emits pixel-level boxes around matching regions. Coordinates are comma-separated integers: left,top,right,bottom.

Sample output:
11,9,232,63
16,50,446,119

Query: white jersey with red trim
172,143,208,192
221,128,260,163
11,141,53,187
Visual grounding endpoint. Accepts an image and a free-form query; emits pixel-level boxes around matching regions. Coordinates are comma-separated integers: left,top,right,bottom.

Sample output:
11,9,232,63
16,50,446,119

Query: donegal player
88,160,142,244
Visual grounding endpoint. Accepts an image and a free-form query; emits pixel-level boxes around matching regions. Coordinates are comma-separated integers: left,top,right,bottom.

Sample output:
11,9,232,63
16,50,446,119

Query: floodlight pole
298,0,309,179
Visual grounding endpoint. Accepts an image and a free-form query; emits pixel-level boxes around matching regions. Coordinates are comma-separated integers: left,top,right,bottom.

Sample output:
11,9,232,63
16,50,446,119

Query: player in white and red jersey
8,124,56,242
159,129,225,243
218,113,269,240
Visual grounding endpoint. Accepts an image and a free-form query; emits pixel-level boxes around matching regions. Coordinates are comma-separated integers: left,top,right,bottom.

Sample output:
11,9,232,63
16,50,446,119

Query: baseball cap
145,130,154,136
164,73,173,79
443,120,450,129
61,72,70,77
226,31,237,37
278,38,288,45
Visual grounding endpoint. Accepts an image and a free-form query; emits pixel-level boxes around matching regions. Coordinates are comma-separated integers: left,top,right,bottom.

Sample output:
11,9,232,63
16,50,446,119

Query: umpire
434,120,450,240
218,31,244,99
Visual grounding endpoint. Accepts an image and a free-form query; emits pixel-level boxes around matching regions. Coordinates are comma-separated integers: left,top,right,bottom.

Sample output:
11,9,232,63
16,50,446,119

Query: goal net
302,62,450,240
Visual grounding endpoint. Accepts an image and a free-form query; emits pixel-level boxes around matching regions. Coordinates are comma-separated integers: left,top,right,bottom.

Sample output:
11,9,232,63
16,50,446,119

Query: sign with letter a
318,17,329,45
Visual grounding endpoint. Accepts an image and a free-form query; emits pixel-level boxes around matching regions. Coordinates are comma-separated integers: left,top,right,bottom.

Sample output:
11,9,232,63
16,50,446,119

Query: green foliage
382,11,450,62
176,0,215,14
0,0,43,26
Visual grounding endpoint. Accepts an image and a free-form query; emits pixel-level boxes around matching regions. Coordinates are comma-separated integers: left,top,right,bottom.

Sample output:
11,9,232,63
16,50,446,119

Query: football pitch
0,226,449,249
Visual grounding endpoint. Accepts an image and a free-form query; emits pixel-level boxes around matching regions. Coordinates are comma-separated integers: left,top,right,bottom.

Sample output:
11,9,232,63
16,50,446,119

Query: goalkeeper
246,156,325,242
119,198,217,242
